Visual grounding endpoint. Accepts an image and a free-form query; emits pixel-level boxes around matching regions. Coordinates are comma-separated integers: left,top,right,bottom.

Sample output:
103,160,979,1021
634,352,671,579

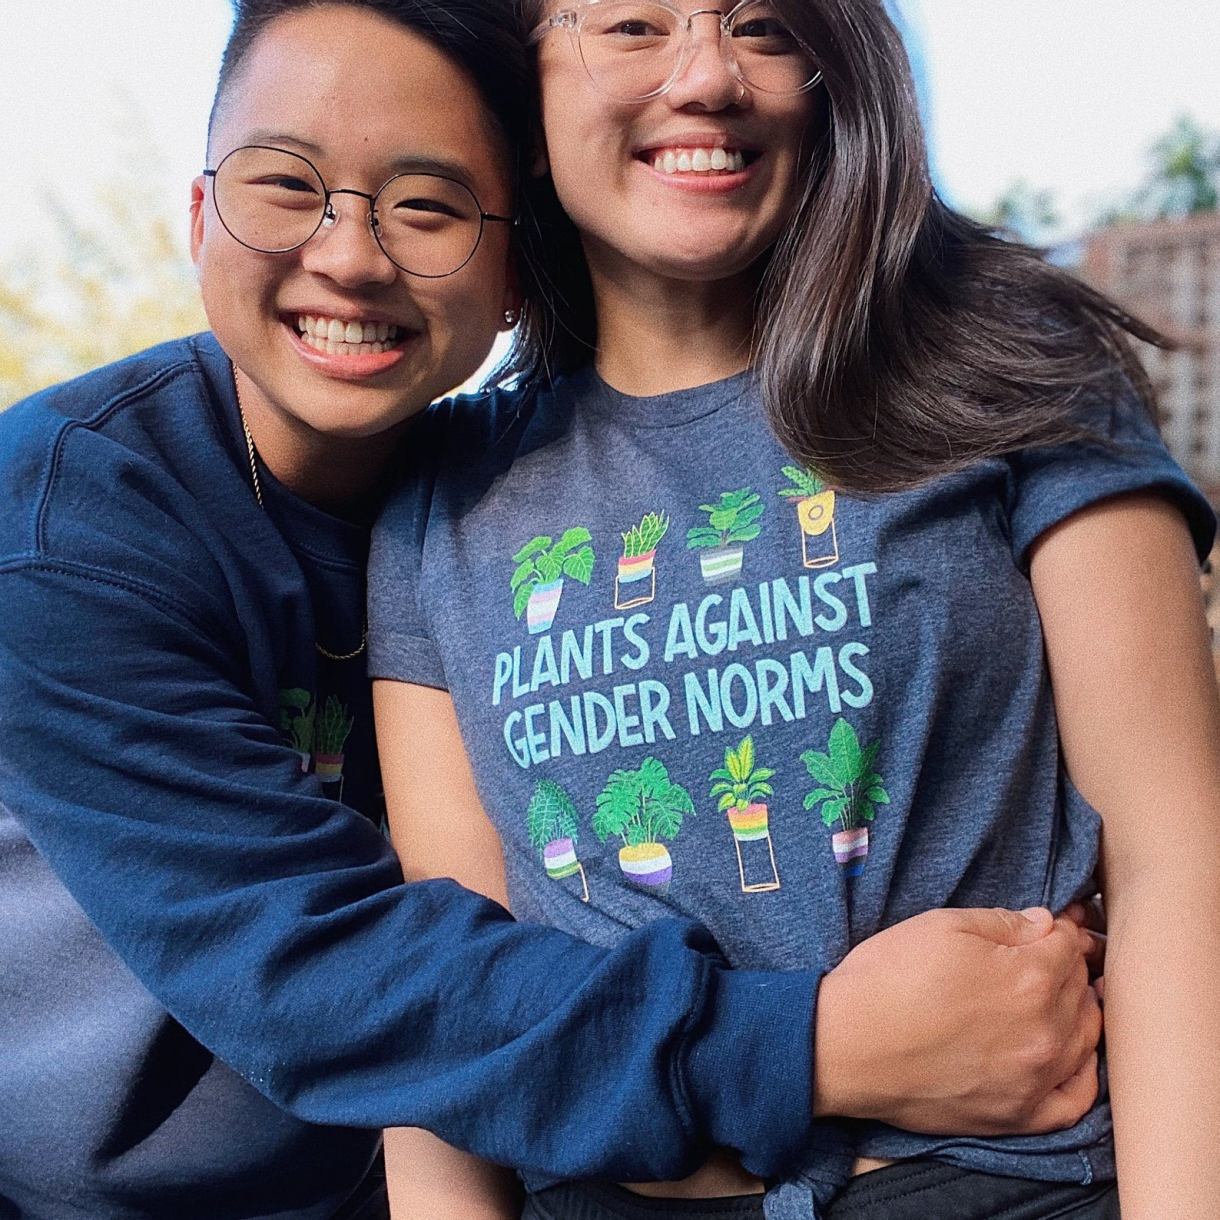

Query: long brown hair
508,0,1163,493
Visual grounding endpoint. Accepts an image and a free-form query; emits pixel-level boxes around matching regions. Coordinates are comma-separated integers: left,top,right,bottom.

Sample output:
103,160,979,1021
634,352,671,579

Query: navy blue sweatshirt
0,335,816,1219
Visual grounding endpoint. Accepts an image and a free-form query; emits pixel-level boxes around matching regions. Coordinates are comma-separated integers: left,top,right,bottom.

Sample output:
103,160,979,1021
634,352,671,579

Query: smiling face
533,0,824,287
192,4,516,445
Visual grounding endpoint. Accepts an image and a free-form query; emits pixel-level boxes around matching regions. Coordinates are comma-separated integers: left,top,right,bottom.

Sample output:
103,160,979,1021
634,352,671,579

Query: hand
1062,895,1106,986
813,907,1101,1136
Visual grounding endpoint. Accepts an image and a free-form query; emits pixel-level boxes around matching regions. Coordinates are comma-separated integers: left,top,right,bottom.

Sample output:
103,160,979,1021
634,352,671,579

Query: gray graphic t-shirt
369,368,1213,1218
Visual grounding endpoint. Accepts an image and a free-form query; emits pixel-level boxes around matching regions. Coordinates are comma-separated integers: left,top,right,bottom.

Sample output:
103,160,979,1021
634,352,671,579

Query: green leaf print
686,490,766,552
513,536,553,564
562,546,595,585
594,758,693,849
510,527,598,620
802,719,891,834
778,466,826,499
526,779,581,852
512,582,534,621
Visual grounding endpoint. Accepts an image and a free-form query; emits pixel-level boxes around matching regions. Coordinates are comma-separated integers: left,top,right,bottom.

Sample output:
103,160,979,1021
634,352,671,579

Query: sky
1,0,1217,266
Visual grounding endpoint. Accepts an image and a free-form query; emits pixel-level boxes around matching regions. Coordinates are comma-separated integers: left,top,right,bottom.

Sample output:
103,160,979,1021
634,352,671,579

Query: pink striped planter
526,578,564,634
832,827,869,877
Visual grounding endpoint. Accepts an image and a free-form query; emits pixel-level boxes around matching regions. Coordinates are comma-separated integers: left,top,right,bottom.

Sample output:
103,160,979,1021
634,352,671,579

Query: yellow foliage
0,165,206,410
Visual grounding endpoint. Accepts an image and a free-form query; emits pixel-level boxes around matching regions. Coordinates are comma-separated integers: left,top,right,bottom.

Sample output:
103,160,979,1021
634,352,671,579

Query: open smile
292,313,406,356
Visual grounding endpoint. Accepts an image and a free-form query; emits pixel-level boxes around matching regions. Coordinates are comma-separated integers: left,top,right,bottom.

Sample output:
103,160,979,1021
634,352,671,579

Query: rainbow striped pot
314,753,344,782
698,545,744,586
543,837,580,881
617,550,655,585
526,578,564,634
832,827,869,877
618,843,673,891
727,803,770,843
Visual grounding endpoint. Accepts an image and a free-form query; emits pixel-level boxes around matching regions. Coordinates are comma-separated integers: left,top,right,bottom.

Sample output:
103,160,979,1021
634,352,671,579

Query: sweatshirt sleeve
0,559,817,1182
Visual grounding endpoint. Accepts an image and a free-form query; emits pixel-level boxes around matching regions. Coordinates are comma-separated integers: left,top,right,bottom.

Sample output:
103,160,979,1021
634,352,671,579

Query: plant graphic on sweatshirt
801,719,890,877
526,779,589,902
615,510,670,609
511,528,595,634
593,757,694,892
314,696,355,792
778,465,840,569
709,735,781,892
685,489,764,585
279,687,315,772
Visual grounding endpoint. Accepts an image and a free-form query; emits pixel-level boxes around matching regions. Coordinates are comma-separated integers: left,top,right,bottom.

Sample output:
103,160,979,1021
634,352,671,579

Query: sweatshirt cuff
682,965,820,1179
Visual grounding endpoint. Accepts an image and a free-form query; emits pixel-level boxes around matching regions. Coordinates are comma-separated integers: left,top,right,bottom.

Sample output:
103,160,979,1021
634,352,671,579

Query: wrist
812,966,882,1121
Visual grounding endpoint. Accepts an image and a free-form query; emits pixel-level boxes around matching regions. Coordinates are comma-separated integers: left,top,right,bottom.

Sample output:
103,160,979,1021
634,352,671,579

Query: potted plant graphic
709,735,781,893
615,511,669,610
801,719,890,878
593,757,694,893
526,779,589,903
511,528,595,634
314,696,355,798
279,688,315,773
778,466,840,569
685,489,764,585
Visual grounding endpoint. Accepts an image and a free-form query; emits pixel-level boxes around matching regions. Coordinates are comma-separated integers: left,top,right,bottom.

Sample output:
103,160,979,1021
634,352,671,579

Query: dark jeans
331,1156,389,1220
522,1161,1120,1220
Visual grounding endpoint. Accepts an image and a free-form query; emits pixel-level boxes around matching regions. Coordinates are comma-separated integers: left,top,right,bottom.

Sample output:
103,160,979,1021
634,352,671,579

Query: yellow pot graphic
796,490,840,569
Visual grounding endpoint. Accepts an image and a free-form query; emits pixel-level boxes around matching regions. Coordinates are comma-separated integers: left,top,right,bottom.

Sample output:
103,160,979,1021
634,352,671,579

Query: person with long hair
370,1,1220,1217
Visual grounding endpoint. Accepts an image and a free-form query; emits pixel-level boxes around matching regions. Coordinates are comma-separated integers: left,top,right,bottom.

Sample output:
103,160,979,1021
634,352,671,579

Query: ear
189,175,207,265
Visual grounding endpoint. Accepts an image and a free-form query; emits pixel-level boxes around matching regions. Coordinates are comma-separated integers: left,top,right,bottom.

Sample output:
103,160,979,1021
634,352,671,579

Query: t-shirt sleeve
1005,380,1216,569
368,461,448,690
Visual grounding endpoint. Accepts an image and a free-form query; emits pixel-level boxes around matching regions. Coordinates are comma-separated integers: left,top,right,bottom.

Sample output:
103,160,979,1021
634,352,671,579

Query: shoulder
0,335,244,601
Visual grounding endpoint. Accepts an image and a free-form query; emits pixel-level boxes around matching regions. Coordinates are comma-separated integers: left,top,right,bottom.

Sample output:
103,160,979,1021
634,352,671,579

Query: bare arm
1031,493,1220,1217
375,680,521,1220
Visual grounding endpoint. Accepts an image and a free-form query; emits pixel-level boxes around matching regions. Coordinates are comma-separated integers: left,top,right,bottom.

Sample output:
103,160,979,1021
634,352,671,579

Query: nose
665,13,748,112
299,193,399,288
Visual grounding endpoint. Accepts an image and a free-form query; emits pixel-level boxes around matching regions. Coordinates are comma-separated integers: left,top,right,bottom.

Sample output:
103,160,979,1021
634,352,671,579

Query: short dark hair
511,0,1163,493
209,0,531,176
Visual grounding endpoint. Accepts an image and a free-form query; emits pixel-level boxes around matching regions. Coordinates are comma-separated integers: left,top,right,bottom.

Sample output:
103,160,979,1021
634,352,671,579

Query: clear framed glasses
202,146,514,278
529,0,823,104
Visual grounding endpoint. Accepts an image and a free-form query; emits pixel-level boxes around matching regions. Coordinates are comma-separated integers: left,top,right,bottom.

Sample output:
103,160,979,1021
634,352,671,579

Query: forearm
385,1127,521,1220
1104,866,1220,1218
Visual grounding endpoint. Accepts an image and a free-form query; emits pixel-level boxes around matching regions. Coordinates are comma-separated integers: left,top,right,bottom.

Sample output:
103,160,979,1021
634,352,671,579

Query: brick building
1082,212,1220,492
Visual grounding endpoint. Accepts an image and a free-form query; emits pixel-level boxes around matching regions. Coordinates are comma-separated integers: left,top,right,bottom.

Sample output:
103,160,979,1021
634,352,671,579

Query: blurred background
2,4,1218,556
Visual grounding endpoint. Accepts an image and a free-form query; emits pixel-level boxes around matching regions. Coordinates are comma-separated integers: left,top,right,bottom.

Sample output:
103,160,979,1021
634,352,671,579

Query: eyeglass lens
211,146,488,278
576,2,819,102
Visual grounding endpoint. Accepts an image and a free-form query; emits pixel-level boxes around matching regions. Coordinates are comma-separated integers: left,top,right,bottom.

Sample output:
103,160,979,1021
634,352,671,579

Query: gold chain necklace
233,375,368,663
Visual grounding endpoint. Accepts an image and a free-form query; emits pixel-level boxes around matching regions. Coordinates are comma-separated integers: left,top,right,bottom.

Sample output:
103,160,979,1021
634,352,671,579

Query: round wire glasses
529,1,823,104
203,146,514,278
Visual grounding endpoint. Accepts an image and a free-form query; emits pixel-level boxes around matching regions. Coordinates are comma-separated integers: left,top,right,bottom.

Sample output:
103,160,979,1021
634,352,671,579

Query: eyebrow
237,131,480,187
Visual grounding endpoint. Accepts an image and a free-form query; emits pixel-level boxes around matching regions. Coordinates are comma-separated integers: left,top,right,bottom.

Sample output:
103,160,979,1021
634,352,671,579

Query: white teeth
295,315,403,354
649,147,747,176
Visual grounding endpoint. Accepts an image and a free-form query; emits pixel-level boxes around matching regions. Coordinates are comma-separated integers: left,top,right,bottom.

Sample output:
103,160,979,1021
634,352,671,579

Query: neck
232,368,403,512
585,242,757,395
